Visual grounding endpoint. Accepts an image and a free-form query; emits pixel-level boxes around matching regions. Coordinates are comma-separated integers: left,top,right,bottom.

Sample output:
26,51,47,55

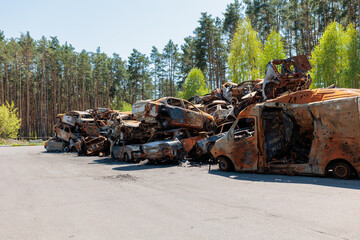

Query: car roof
268,88,360,104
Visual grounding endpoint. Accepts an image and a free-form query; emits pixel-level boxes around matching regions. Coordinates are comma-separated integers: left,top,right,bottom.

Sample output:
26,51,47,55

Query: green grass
0,138,45,146
11,143,45,147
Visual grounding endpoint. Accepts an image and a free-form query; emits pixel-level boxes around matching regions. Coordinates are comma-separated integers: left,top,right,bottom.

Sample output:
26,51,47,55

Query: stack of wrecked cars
45,109,119,156
44,55,360,180
111,97,213,163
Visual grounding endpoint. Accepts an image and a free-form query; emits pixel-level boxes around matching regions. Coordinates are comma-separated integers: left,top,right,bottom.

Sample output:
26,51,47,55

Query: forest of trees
1,0,360,138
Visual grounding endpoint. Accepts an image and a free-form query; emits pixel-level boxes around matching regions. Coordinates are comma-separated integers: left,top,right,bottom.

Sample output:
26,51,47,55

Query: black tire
159,117,170,128
218,156,234,172
123,153,130,162
63,146,70,152
177,151,186,161
332,162,351,179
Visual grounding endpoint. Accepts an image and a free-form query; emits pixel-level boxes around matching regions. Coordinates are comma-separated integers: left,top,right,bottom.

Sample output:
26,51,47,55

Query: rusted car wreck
132,97,215,130
210,88,360,179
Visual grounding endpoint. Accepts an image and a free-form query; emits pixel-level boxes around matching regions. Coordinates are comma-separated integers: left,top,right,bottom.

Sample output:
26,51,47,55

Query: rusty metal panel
45,140,64,152
291,55,312,72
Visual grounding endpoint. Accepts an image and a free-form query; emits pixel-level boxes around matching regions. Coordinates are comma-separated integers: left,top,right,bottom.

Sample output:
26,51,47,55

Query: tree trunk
74,57,78,110
5,64,9,103
358,0,360,31
82,74,85,110
0,66,3,105
26,54,30,138
40,52,45,138
305,0,311,55
96,74,99,108
52,70,57,123
323,0,327,28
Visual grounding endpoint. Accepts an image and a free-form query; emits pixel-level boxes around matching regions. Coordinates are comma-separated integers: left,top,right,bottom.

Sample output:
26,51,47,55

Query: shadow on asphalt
42,151,68,155
89,157,178,171
208,169,360,190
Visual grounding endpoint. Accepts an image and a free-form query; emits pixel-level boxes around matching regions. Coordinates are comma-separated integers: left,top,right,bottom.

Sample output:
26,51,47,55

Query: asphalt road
1,146,360,240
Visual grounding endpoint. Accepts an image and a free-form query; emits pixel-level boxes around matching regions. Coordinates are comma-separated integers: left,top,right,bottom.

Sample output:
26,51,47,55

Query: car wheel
177,151,186,161
218,156,234,172
159,118,169,128
123,153,130,162
63,146,70,152
332,162,351,179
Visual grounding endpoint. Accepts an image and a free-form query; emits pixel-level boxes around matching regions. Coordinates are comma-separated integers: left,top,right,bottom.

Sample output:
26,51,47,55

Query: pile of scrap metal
45,55,313,164
45,108,125,156
111,97,214,163
188,55,312,122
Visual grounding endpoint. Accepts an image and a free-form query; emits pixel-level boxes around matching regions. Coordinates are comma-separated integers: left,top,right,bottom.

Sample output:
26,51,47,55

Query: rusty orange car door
181,100,204,129
228,117,259,171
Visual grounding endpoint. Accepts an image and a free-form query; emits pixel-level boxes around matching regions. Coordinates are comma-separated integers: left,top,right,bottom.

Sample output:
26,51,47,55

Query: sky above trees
1,0,236,58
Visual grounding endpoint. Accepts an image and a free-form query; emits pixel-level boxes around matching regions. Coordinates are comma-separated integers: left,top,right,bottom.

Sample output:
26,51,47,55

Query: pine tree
150,46,165,98
223,0,243,45
180,36,197,90
163,40,180,96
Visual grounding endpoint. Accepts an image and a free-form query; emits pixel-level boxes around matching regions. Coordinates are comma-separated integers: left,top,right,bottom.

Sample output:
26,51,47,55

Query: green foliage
179,68,209,100
111,98,132,112
342,24,360,88
0,102,21,139
310,22,360,89
228,18,263,83
261,29,286,73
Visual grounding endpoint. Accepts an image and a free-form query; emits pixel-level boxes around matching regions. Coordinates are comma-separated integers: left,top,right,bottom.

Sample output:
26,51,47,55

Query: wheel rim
161,119,169,128
333,164,350,179
219,159,228,171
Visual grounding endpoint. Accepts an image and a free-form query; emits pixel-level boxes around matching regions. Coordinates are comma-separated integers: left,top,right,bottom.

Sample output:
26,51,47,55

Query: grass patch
0,138,45,146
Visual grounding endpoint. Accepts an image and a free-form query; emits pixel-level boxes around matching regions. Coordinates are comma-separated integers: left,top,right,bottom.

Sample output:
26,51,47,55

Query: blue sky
1,0,237,59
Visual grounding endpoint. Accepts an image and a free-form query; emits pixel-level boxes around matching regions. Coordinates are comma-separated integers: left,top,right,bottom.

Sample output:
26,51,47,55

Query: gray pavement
0,146,360,240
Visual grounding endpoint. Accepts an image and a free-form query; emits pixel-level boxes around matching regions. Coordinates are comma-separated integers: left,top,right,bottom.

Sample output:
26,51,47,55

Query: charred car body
112,128,207,163
132,97,215,131
210,88,360,179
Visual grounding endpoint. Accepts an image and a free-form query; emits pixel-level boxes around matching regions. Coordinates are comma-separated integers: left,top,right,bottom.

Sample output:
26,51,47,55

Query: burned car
130,128,207,163
193,122,233,161
204,100,233,124
210,88,360,179
44,137,65,152
132,97,215,131
81,136,110,156
262,55,312,100
61,111,94,127
112,144,142,162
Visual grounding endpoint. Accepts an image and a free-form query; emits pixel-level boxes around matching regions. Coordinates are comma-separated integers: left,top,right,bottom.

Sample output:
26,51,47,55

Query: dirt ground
1,146,360,240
